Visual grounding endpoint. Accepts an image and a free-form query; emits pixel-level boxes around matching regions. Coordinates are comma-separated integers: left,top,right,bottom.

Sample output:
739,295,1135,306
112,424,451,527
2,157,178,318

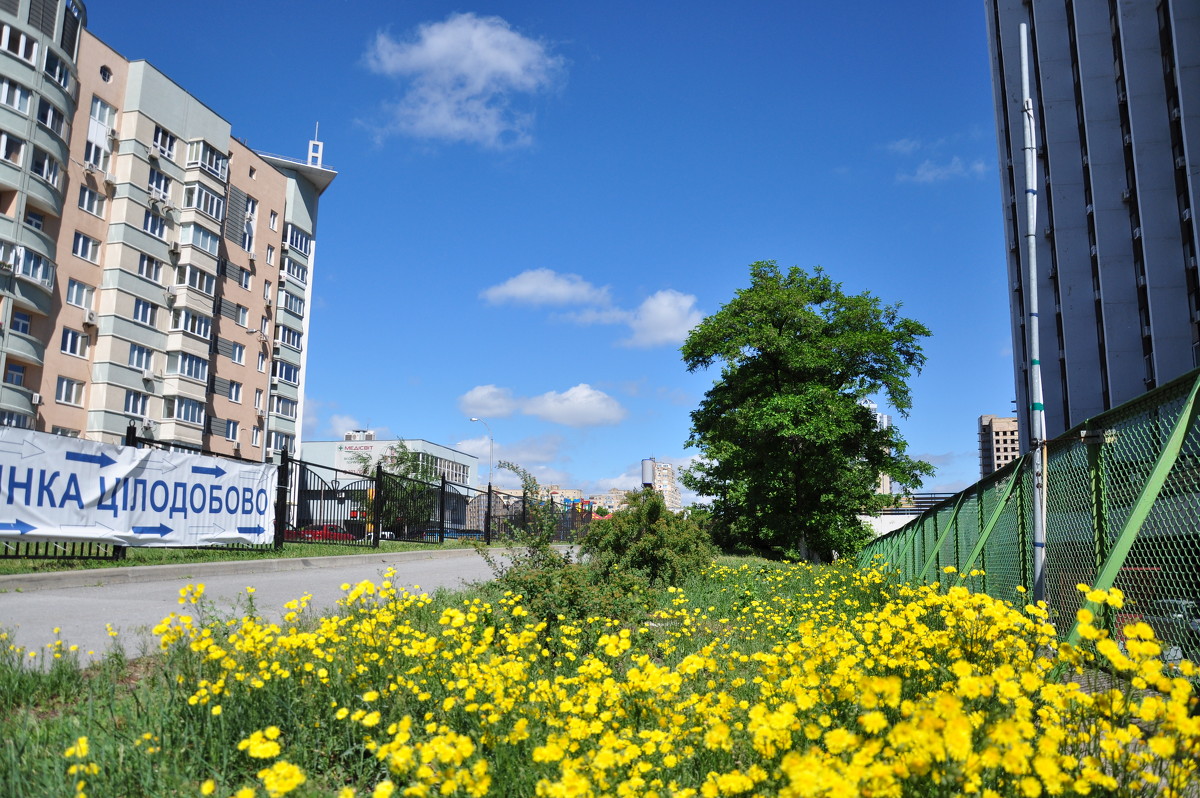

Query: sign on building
0,428,276,546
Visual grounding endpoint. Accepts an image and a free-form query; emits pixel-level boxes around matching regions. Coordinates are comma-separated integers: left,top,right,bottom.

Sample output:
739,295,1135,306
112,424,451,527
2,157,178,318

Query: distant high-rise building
978,414,1020,477
642,459,682,511
0,0,335,458
985,2,1199,446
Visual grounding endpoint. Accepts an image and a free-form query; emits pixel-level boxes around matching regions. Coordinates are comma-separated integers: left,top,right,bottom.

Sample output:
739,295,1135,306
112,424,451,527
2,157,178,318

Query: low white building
303,430,478,486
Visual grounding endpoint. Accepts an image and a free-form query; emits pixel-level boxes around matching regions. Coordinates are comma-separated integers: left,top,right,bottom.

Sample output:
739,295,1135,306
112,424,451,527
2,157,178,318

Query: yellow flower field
4,560,1198,797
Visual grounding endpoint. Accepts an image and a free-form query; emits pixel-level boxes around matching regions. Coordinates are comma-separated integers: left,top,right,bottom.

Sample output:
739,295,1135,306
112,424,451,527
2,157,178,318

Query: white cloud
455,433,563,465
897,156,987,183
481,268,609,306
886,137,922,155
524,384,627,427
458,384,518,417
620,289,704,347
458,383,626,427
327,414,363,438
364,13,563,149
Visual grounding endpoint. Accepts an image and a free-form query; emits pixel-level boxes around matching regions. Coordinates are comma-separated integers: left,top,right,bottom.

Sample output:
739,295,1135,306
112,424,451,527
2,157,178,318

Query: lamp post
469,417,493,487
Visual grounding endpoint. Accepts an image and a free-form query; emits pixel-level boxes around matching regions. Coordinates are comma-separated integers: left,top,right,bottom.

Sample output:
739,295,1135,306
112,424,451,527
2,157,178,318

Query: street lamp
469,417,493,487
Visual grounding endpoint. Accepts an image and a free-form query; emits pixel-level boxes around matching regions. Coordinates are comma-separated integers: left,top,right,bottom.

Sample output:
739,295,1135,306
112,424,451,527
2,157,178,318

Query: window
43,51,70,89
265,245,275,266
0,77,31,113
231,342,245,365
61,327,89,358
152,125,177,159
36,98,67,139
285,224,312,256
260,315,270,334
236,305,248,326
79,185,106,217
164,396,204,425
30,147,60,186
252,427,261,447
66,279,94,308
133,298,158,327
10,311,30,335
167,351,208,381
180,223,219,256
254,389,263,409
16,249,54,288
83,139,108,171
257,352,266,373
99,66,112,83
143,211,166,239
4,362,25,386
1,410,32,429
147,167,171,200
281,291,305,316
2,24,38,63
271,361,300,385
267,431,295,454
90,96,116,128
185,140,229,181
128,343,153,370
170,307,212,339
229,381,242,402
1,131,25,164
175,264,215,295
56,376,84,406
248,166,256,179
225,419,239,442
124,390,148,416
242,197,257,252
271,396,298,419
283,257,308,284
182,184,224,220
72,232,100,263
269,211,277,231
24,210,43,230
263,280,272,300
138,253,162,283
275,325,303,350
239,269,252,290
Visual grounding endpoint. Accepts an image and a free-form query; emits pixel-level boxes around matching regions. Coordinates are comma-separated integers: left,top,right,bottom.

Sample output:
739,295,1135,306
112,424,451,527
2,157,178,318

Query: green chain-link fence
860,368,1200,658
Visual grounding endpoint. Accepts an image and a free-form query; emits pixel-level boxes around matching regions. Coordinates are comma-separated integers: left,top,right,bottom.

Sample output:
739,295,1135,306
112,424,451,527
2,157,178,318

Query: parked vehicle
299,524,357,542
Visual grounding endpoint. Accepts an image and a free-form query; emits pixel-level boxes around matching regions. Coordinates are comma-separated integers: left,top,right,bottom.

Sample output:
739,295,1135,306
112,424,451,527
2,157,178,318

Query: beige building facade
978,414,1020,478
0,0,334,458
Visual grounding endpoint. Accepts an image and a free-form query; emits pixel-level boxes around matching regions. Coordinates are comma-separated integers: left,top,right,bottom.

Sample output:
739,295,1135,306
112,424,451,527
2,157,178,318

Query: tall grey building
984,1,1199,446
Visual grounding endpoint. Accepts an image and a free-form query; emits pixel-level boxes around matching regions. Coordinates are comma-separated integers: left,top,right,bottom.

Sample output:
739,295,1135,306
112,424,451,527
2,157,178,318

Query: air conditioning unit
264,295,272,307
147,147,159,161
1183,208,1193,222
1121,189,1132,202
104,173,117,187
164,285,179,302
169,241,181,256
140,417,156,430
83,309,98,326
1136,274,1146,287
1177,156,1187,169
1133,227,1143,239
279,243,288,254
270,378,279,388
141,368,154,381
31,392,42,405
1085,204,1094,215
84,162,98,174
256,410,265,420
1172,107,1181,121
1142,325,1153,337
258,332,269,344
1089,244,1098,257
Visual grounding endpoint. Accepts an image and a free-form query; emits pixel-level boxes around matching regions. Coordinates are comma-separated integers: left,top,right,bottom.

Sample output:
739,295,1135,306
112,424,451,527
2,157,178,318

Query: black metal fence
0,425,598,563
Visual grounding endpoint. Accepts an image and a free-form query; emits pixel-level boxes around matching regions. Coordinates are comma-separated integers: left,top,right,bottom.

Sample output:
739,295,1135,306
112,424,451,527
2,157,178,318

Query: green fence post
1084,422,1112,635
917,494,966,583
1018,457,1030,591
1065,375,1200,646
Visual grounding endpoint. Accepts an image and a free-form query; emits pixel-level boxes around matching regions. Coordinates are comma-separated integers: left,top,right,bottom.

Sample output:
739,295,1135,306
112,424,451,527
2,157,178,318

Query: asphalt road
0,548,502,663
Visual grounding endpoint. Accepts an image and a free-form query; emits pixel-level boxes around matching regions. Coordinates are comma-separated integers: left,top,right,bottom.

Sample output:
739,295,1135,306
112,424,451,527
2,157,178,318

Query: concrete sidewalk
0,548,502,663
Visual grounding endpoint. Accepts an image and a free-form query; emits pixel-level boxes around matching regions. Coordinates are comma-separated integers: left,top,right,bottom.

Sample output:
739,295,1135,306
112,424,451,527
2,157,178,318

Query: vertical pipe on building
1021,22,1048,604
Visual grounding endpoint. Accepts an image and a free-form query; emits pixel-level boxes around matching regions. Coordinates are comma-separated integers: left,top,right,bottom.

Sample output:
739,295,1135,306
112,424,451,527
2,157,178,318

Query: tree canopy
680,261,933,561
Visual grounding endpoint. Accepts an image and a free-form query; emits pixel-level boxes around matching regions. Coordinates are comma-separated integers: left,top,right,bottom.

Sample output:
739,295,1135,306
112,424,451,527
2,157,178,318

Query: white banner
0,427,277,547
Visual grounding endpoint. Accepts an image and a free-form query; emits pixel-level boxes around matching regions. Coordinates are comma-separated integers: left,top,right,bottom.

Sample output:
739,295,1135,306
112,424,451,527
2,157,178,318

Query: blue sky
97,1,1014,498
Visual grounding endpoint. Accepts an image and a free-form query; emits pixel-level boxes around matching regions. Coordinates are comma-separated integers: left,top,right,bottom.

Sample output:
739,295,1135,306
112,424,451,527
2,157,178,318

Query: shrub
581,488,717,587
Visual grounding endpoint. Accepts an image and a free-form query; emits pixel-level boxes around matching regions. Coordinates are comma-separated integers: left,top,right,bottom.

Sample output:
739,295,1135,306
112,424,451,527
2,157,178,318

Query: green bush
580,488,717,587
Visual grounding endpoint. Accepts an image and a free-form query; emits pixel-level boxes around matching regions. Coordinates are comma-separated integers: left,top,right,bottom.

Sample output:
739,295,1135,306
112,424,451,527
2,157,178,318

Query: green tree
346,442,440,536
680,261,933,561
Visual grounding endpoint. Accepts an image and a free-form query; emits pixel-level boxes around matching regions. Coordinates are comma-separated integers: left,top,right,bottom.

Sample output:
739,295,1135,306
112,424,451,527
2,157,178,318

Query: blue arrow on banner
132,524,172,537
66,451,116,468
237,526,266,536
191,464,227,478
0,519,35,534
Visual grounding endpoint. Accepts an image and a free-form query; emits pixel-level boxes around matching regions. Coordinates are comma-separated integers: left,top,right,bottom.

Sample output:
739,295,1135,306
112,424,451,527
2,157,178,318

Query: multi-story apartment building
0,0,334,458
985,1,1198,445
978,414,1020,478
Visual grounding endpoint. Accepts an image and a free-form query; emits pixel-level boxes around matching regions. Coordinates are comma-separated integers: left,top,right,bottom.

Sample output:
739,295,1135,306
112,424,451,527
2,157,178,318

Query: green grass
0,539,478,577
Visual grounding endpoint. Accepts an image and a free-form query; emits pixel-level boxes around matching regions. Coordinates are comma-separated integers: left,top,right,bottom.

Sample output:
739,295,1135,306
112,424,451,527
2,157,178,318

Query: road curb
0,547,487,593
